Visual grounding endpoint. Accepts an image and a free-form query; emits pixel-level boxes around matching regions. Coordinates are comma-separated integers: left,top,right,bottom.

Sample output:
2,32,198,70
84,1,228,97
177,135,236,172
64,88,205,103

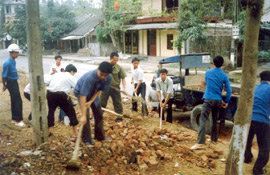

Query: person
49,55,65,75
46,64,78,138
74,61,113,145
24,83,32,121
100,52,127,122
49,55,66,122
131,57,148,116
2,44,25,127
191,56,232,150
155,69,174,123
244,71,270,175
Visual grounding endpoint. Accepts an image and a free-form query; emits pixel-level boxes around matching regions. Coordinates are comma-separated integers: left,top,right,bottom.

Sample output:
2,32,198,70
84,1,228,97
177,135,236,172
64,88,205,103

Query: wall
100,43,116,56
141,0,162,17
88,43,100,56
157,29,178,57
138,30,147,56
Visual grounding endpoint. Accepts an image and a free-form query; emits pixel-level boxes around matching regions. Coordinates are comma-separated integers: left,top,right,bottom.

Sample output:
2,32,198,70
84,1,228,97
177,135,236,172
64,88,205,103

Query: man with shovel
74,61,113,145
100,52,127,122
155,69,174,123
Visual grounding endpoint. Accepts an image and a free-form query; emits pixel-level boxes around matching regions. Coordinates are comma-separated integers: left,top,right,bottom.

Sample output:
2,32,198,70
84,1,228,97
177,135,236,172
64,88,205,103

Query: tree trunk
26,0,48,146
109,32,121,52
0,0,5,34
225,1,264,175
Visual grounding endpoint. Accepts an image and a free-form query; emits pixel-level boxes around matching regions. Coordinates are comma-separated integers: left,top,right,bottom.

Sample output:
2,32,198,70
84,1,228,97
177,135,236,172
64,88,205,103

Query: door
147,30,156,56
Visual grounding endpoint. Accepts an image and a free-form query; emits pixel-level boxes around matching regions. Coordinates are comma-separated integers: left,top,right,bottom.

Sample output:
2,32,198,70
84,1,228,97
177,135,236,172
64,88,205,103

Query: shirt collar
261,81,270,85
160,77,168,83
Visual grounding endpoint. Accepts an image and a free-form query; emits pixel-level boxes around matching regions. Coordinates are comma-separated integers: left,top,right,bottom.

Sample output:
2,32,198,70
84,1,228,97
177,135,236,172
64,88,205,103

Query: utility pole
26,0,48,145
0,0,5,35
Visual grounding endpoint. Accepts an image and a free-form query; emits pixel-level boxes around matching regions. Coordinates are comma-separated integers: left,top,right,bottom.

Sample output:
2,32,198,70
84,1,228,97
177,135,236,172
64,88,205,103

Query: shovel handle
71,124,83,160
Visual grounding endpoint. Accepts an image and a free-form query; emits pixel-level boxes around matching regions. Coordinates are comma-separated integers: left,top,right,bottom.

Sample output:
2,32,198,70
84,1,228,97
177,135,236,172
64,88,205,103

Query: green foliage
6,1,76,48
40,1,77,46
5,5,27,45
258,50,270,58
96,0,142,43
176,0,220,50
236,11,246,42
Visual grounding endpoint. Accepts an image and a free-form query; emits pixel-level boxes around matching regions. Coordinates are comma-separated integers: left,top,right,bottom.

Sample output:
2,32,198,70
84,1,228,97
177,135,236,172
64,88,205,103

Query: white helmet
8,44,20,53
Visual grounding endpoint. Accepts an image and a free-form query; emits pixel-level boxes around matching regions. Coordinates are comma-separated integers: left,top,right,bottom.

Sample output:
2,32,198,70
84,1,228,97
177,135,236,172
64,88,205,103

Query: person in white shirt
46,64,78,138
49,55,65,75
23,83,32,121
155,69,174,123
131,57,148,116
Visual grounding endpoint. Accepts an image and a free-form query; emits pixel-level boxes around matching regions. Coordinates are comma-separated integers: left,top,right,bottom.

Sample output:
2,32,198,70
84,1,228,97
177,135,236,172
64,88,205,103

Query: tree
0,0,5,35
176,0,221,52
225,0,264,174
6,5,27,46
40,0,77,49
26,0,48,146
99,0,143,52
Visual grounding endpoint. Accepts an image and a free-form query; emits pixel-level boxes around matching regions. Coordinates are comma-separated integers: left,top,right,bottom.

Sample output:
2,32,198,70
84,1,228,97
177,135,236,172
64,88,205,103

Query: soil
0,68,262,175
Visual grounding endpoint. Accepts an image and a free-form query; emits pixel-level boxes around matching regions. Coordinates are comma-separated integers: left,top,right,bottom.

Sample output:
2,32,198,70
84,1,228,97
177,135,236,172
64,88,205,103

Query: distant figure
49,55,65,75
244,71,270,175
131,57,148,116
191,56,231,150
1,44,25,127
100,52,127,122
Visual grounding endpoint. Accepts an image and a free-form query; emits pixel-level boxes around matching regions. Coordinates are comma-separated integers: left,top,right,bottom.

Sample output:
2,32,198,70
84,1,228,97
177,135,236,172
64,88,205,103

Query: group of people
1,44,150,145
2,44,270,174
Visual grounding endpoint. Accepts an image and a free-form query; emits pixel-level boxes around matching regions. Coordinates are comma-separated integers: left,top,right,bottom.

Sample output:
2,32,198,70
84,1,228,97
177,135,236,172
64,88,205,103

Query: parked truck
148,53,240,134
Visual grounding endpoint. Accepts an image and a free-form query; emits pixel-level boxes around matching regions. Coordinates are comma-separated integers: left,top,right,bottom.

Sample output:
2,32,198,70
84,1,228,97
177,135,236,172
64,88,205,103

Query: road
0,49,156,97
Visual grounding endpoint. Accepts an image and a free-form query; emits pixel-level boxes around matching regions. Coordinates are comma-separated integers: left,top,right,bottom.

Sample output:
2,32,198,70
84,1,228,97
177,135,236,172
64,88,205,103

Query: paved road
0,49,155,98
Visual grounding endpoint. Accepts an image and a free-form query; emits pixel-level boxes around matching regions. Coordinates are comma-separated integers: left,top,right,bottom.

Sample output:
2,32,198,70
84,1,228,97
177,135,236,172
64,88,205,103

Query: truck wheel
190,104,213,135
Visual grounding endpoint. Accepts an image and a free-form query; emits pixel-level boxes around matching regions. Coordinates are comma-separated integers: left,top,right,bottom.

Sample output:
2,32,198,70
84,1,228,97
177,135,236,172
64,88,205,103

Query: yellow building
124,0,180,57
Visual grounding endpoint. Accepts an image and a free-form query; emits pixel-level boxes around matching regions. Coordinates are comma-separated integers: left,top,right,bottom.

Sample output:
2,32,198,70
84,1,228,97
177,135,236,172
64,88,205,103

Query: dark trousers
6,79,23,121
158,99,173,123
46,91,78,127
23,92,32,120
244,121,270,174
100,87,123,115
82,103,105,143
197,99,222,144
132,82,148,116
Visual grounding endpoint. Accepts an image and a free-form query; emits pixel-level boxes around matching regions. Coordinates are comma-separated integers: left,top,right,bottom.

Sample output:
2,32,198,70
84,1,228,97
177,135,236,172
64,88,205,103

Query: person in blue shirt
1,44,25,127
191,56,232,150
244,71,270,175
74,61,112,145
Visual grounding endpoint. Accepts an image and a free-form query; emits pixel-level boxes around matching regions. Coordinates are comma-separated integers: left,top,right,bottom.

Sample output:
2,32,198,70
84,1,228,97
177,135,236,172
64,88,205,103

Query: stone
100,167,108,175
95,141,102,149
134,116,143,121
156,150,164,158
164,154,172,161
209,160,216,168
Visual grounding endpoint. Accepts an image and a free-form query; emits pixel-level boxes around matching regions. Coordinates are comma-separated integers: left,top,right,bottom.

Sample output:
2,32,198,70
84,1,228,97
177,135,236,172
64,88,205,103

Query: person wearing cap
131,57,148,116
74,61,113,145
244,71,270,175
100,52,127,122
155,68,174,123
46,64,78,138
2,44,25,127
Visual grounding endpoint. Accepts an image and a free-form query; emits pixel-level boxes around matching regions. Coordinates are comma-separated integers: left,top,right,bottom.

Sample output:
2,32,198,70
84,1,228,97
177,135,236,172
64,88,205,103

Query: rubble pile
0,99,225,175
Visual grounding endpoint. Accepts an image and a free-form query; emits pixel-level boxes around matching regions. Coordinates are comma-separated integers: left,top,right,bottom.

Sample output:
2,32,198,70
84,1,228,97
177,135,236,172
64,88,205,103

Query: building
1,0,25,49
123,0,232,58
59,16,114,56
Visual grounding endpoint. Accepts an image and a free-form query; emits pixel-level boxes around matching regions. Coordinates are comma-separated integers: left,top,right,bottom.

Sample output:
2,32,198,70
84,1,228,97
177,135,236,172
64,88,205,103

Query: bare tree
26,0,48,145
225,0,264,174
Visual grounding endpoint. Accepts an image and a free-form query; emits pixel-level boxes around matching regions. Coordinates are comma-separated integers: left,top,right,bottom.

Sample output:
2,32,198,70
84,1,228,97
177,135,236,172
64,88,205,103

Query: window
167,34,173,50
6,5,11,14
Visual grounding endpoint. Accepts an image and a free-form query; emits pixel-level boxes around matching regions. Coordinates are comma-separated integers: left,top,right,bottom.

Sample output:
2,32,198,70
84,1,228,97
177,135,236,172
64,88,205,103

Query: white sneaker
64,116,70,126
15,121,26,127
